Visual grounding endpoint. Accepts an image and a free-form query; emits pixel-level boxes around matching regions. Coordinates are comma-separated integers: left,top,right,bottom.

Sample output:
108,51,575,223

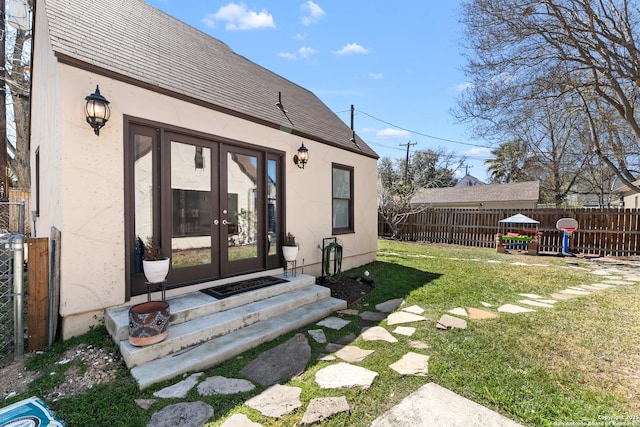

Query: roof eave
57,52,379,160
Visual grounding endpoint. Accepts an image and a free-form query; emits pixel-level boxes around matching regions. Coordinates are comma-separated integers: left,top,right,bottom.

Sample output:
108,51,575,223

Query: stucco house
411,181,540,209
613,180,640,209
31,0,378,340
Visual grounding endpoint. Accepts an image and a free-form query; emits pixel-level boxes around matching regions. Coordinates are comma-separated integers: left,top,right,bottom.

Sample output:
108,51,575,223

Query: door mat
201,276,288,299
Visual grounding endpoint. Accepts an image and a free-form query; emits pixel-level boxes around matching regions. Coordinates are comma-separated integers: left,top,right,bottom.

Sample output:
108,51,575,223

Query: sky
145,0,493,181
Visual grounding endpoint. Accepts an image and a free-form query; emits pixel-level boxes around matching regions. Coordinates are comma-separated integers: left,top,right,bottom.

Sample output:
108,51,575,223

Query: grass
5,239,640,426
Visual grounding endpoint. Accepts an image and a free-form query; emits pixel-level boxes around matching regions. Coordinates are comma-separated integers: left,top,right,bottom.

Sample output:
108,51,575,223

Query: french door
127,122,283,297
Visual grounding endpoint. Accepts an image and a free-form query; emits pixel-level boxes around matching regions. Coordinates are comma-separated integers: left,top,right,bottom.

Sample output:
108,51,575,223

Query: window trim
331,163,354,234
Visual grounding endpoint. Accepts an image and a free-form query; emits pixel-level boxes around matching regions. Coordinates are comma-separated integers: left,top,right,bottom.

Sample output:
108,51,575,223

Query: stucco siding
34,64,377,337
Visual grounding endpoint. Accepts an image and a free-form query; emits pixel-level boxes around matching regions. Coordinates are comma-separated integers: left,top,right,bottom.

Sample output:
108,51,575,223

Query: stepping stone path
371,382,523,427
240,333,310,386
436,314,468,330
153,373,203,398
220,414,262,427
197,376,255,396
393,326,416,336
376,298,404,313
466,307,498,320
315,362,379,389
144,261,640,426
245,384,302,418
389,352,430,376
334,345,375,363
301,396,350,425
387,311,427,325
518,299,555,308
308,329,327,343
316,316,350,330
448,307,468,317
360,311,388,321
147,401,214,427
361,326,398,343
498,304,536,314
402,305,425,314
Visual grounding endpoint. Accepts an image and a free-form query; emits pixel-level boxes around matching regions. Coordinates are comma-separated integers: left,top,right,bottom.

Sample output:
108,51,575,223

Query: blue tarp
0,397,65,427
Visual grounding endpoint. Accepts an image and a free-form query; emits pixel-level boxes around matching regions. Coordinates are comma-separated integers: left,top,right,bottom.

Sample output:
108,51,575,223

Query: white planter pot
282,245,299,261
142,258,170,283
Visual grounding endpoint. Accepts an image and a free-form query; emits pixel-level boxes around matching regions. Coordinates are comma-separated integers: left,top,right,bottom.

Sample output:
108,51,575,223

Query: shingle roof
411,181,540,205
42,0,377,159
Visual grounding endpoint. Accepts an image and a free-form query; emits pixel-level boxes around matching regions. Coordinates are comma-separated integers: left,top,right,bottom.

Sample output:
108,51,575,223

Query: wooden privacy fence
378,208,640,257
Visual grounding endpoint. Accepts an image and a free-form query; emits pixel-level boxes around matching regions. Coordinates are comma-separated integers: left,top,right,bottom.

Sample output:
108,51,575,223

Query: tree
458,0,640,194
4,0,33,189
485,140,532,184
378,149,462,239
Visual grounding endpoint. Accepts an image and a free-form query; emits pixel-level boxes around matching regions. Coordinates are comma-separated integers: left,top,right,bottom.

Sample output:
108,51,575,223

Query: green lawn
10,239,640,426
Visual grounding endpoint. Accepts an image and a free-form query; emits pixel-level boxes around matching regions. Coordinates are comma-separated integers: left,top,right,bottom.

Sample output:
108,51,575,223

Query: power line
351,109,493,149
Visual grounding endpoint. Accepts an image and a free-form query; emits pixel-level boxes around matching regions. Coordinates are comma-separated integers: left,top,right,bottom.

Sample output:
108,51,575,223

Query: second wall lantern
293,142,309,169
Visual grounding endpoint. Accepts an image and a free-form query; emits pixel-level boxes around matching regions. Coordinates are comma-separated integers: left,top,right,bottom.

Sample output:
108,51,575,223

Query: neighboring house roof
411,181,540,205
612,180,640,195
455,174,485,187
41,0,378,159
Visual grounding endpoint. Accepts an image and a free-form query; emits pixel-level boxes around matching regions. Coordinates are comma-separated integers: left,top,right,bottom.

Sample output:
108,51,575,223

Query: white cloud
361,127,377,133
278,46,318,60
294,33,307,41
300,1,326,26
453,82,474,92
203,2,276,30
462,147,492,160
278,52,297,60
332,42,369,55
377,128,410,139
368,72,383,80
298,46,318,58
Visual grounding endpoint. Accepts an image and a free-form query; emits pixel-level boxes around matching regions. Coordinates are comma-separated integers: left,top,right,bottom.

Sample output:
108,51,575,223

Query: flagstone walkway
143,257,640,426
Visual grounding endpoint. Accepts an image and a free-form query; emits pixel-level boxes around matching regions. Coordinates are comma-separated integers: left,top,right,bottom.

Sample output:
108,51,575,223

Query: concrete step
105,274,315,343
131,296,346,389
119,284,333,368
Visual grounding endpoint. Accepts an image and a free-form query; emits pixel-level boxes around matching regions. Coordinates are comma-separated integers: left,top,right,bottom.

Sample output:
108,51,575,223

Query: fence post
12,234,24,359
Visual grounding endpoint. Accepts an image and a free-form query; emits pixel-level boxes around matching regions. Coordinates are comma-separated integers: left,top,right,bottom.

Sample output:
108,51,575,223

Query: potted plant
142,236,170,283
282,232,299,261
128,300,170,346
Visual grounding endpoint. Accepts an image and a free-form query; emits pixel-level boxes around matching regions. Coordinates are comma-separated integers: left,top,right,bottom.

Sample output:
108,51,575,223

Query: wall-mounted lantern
84,85,111,136
293,142,309,169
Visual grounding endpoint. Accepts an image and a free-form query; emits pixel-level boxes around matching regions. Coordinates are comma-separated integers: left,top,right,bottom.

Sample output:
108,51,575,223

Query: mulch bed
317,276,375,307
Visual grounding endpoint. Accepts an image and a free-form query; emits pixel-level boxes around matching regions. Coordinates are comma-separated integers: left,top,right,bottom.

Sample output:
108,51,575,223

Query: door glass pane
134,134,153,274
227,152,258,261
267,159,278,256
171,141,212,268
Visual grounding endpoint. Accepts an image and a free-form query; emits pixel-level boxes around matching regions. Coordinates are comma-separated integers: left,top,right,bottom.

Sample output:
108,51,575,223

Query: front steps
105,274,346,389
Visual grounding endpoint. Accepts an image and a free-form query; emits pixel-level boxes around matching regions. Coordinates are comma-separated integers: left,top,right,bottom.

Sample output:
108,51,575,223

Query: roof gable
42,0,377,159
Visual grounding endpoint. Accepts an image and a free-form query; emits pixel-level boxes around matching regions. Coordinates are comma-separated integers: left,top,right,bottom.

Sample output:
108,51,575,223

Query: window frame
331,163,354,234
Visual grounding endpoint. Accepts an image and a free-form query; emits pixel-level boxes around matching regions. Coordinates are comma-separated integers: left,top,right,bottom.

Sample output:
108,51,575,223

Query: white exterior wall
32,58,377,338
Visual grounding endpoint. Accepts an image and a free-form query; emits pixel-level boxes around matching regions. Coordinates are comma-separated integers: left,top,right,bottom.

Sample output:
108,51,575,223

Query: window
332,164,354,234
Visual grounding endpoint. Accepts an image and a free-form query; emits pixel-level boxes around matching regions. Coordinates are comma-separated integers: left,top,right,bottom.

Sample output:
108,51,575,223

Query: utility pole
399,141,416,185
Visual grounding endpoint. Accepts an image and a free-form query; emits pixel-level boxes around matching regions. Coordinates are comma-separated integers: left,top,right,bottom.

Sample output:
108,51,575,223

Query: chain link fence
0,202,26,365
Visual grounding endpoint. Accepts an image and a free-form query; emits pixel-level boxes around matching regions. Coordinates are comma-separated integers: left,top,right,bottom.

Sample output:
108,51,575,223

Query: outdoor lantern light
84,85,111,136
293,142,309,169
